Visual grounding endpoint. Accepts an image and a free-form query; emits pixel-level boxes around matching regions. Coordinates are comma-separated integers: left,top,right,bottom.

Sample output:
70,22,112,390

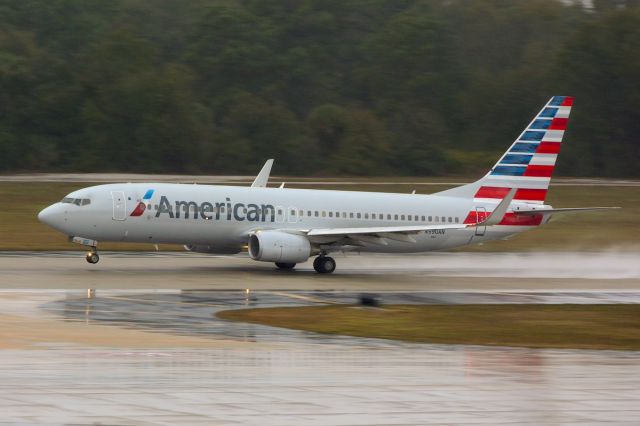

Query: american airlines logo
142,195,277,222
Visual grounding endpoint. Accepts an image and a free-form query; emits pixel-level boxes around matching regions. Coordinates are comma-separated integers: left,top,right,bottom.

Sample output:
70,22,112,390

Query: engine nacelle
184,244,242,255
248,231,311,263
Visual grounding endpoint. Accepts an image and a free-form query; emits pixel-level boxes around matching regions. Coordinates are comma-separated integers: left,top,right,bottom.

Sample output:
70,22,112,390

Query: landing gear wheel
313,256,336,274
275,262,296,270
85,252,99,264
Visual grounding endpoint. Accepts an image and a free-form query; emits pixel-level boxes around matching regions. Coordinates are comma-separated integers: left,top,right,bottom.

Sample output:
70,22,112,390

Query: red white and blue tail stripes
475,96,573,205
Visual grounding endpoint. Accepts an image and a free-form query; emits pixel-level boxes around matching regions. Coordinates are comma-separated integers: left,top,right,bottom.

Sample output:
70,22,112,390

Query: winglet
483,188,517,226
251,159,274,188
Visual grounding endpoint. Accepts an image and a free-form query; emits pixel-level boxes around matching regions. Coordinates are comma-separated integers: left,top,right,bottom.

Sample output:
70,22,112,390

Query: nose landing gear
313,256,336,274
85,248,99,264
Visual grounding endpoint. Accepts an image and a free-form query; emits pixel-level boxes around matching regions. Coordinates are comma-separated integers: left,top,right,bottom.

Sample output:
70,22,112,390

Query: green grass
217,304,640,350
0,181,637,251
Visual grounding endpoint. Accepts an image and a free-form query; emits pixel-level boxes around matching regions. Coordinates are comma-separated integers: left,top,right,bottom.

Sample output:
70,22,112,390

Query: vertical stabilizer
435,96,573,204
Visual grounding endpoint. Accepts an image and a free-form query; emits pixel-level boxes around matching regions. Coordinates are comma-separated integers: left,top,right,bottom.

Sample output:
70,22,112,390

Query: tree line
0,0,639,176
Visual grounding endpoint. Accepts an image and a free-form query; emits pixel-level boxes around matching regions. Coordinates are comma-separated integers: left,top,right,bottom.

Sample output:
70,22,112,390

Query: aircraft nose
38,204,64,229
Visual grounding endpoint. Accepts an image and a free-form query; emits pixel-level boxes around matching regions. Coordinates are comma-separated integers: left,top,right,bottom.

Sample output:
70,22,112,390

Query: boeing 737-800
38,96,615,273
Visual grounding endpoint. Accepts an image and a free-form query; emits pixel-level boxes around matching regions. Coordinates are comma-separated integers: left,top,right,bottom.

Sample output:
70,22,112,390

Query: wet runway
1,252,640,424
44,289,640,344
1,251,639,291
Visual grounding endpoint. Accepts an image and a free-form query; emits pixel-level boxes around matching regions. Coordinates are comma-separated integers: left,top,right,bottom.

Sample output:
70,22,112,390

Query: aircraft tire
275,262,296,270
86,252,99,264
313,256,336,274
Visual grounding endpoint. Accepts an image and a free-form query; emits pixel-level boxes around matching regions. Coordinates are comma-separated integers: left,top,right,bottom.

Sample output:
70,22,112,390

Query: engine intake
248,231,311,263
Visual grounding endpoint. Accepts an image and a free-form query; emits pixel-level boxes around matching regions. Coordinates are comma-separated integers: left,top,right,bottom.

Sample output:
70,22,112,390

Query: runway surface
1,251,639,424
1,251,639,291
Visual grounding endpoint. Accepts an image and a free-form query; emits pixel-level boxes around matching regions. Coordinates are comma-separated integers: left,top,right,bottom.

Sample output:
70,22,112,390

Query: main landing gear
313,256,336,274
85,247,99,264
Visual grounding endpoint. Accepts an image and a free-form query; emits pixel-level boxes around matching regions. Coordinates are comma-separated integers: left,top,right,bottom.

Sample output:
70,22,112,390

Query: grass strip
217,304,640,350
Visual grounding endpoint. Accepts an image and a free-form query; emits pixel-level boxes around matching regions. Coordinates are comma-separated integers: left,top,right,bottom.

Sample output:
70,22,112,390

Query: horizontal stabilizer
514,206,621,215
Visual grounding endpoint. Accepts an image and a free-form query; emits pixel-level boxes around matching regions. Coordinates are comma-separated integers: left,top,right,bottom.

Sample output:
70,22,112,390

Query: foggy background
1,0,639,176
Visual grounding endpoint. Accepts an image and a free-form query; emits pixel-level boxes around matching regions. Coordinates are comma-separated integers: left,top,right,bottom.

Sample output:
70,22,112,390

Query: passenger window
342,212,347,218
357,213,361,219
428,216,432,221
329,212,333,218
455,217,459,223
315,211,319,217
421,216,425,221
364,213,369,219
387,214,391,220
322,211,326,217
414,215,418,221
448,217,452,223
394,214,398,220
435,216,439,222
372,213,376,219
401,215,405,220
336,212,340,217
441,216,446,222
407,215,412,221
290,210,296,216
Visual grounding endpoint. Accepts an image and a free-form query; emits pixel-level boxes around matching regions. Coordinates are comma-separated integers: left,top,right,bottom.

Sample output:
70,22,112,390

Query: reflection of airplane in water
38,96,616,273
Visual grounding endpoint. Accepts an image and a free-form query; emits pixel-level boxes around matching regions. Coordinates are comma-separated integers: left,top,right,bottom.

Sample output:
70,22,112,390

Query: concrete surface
1,252,639,425
1,251,639,291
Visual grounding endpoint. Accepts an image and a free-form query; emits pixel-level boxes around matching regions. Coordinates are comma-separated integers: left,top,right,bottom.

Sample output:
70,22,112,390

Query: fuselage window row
149,203,459,224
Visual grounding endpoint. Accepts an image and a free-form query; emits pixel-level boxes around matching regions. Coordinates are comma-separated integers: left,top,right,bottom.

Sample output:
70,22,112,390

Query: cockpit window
61,197,91,206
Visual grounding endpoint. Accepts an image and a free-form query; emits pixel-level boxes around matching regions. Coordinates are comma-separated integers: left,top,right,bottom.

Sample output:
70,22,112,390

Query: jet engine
248,231,311,263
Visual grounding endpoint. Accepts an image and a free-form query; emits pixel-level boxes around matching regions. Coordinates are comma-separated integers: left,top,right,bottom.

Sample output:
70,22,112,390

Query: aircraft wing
305,224,468,245
251,159,274,188
303,187,517,245
514,207,620,215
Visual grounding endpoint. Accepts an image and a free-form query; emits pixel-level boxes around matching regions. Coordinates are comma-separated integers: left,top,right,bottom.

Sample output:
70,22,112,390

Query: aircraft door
475,206,487,236
111,191,127,221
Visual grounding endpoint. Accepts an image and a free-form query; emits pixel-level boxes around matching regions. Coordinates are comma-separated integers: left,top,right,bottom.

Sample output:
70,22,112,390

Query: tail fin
435,96,573,204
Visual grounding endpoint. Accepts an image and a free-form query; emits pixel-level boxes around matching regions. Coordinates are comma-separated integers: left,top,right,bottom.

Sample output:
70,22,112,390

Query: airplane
38,96,617,273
